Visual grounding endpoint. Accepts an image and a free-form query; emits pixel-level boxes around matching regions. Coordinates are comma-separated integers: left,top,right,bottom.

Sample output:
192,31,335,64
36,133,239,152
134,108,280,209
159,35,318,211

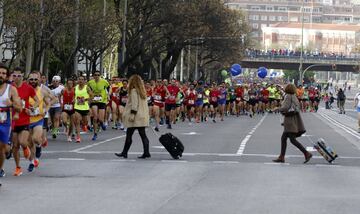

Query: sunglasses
12,74,22,77
29,78,39,81
94,74,100,76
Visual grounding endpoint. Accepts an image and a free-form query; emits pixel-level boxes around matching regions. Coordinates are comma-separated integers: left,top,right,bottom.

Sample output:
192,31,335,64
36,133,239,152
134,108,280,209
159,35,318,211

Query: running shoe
82,125,88,132
0,169,5,177
76,136,81,143
167,124,172,129
13,167,22,176
154,127,159,132
27,163,35,172
101,123,107,131
34,159,40,168
23,147,30,159
67,136,72,142
92,133,97,141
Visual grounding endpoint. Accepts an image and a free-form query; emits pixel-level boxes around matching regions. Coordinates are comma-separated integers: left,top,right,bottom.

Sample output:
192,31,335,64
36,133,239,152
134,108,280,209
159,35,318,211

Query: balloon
231,64,242,76
257,67,268,79
224,77,232,85
221,70,228,77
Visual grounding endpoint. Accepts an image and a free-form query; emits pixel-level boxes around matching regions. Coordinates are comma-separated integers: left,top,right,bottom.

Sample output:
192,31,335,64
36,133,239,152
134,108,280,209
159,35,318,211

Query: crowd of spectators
245,49,358,59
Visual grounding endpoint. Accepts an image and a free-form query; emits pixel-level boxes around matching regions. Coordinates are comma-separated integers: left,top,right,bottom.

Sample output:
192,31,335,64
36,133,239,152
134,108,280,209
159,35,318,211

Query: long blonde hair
128,74,147,100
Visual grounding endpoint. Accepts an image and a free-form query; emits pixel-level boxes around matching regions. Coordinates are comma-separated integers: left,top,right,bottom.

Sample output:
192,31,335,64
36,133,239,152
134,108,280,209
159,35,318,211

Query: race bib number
30,107,40,116
77,97,85,105
220,95,225,99
64,104,73,111
154,95,162,101
0,112,7,123
121,97,128,103
197,94,203,99
236,97,241,101
21,100,25,108
211,97,217,102
112,93,119,98
93,96,102,102
147,97,151,102
169,95,176,101
188,100,195,105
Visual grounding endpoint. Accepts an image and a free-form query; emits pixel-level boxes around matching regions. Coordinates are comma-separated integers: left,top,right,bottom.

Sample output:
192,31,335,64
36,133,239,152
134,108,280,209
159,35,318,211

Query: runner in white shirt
354,90,360,133
49,75,64,139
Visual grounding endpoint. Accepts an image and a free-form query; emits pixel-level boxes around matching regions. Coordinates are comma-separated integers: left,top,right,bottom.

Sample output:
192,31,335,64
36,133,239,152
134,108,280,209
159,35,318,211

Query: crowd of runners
0,64,328,178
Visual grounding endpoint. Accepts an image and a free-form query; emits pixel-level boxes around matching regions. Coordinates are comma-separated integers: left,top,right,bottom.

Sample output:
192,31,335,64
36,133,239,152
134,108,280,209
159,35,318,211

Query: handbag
283,95,299,117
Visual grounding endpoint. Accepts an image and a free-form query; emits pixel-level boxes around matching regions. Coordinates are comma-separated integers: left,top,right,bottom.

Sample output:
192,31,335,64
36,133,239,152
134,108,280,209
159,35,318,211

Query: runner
209,83,220,123
195,81,204,123
354,89,360,133
61,78,76,141
87,71,109,140
27,71,57,172
109,77,122,129
185,84,197,122
218,83,227,121
12,67,39,176
0,64,21,179
165,79,180,129
118,79,128,131
74,75,93,143
49,75,64,139
152,80,166,131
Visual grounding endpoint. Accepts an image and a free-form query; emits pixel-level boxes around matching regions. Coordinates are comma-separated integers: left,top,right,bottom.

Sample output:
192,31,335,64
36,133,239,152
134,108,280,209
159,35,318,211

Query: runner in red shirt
209,84,220,122
235,85,244,116
260,86,270,113
185,84,197,122
165,79,180,129
152,80,166,131
11,68,39,176
61,78,75,142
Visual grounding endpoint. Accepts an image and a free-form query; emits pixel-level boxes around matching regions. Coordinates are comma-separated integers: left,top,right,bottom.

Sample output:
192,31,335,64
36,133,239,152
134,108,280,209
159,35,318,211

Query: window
251,6,260,11
266,6,274,11
269,16,276,21
290,16,298,22
278,16,288,21
261,15,268,21
344,17,350,21
252,23,259,29
278,7,287,12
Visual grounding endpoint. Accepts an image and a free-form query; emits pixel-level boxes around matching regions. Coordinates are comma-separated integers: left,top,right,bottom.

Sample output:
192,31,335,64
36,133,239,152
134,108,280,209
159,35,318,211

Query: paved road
1,100,360,214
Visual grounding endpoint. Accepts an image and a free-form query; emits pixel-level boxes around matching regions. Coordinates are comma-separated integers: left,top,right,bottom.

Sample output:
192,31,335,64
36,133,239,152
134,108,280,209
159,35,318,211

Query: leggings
121,127,150,155
280,132,307,156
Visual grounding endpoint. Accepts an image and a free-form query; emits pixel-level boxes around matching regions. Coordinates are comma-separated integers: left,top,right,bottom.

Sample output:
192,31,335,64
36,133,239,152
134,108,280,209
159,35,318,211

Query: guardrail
243,55,360,65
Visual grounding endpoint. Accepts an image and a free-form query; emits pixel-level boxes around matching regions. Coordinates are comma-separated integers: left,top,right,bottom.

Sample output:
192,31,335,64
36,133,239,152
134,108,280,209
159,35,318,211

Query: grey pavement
1,99,360,214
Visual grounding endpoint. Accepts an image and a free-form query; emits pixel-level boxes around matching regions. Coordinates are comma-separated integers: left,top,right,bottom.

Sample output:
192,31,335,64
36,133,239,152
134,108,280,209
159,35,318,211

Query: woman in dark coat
273,84,313,163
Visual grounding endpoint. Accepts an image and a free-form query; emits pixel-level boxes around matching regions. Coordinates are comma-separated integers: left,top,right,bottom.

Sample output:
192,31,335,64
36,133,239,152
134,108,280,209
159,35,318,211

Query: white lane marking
306,147,317,152
152,146,165,149
58,158,85,161
315,164,341,167
264,162,290,165
111,159,136,162
161,160,188,163
181,132,200,135
237,114,267,155
213,161,239,164
319,113,360,140
71,135,126,152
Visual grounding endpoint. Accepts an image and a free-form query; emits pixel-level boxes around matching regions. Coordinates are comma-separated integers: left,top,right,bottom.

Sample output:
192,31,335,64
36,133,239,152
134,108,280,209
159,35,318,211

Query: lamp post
299,0,305,86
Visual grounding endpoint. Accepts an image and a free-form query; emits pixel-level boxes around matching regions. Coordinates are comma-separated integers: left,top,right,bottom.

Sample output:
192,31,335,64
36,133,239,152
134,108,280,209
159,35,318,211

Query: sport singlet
29,86,44,123
74,85,90,111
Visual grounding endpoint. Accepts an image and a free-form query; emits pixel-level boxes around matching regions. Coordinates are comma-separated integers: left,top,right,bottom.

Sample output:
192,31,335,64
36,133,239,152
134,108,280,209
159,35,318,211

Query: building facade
225,0,360,42
262,23,360,54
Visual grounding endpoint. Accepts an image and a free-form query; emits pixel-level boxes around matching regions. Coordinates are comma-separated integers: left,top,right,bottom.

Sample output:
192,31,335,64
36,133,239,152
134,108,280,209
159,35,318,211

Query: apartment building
225,0,360,41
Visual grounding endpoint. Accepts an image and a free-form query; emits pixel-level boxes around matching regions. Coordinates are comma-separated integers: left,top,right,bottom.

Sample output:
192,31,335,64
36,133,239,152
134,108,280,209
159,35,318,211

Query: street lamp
299,0,305,85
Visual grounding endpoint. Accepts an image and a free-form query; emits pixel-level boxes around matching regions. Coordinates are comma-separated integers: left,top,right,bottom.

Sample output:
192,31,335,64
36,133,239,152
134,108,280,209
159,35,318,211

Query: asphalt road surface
1,98,360,214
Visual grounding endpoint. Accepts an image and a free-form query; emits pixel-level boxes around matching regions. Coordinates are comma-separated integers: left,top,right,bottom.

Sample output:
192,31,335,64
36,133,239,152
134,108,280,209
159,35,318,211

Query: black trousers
280,132,307,157
122,127,150,155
